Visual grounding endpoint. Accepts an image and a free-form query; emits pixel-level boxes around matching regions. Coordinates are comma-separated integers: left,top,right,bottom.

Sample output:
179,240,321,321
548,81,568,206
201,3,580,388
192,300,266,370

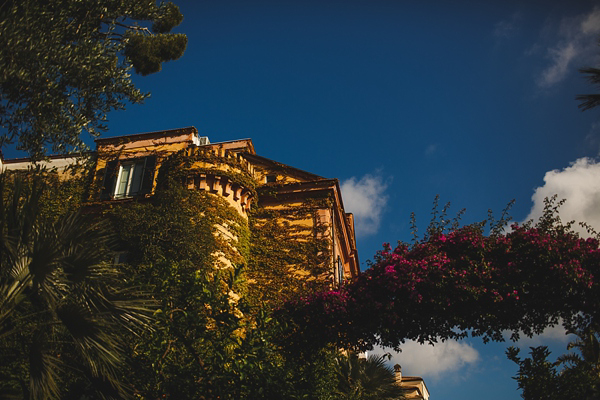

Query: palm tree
0,173,152,399
555,324,600,400
335,353,405,400
576,67,600,111
558,325,600,372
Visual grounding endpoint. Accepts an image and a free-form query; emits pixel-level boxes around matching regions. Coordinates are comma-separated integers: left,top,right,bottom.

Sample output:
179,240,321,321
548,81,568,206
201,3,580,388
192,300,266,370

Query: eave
243,153,323,182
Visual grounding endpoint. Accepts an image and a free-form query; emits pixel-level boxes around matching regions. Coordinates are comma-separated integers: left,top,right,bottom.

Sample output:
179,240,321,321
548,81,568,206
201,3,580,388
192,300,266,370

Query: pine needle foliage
335,353,405,400
0,0,187,158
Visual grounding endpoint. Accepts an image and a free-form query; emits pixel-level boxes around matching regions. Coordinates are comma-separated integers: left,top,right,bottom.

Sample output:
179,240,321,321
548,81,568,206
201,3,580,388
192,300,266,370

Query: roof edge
243,153,324,180
95,126,198,143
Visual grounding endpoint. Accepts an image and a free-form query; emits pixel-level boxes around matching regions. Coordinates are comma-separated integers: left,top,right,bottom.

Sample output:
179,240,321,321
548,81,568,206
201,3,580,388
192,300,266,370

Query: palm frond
29,332,62,400
0,173,154,399
335,353,405,399
576,94,600,111
578,68,600,111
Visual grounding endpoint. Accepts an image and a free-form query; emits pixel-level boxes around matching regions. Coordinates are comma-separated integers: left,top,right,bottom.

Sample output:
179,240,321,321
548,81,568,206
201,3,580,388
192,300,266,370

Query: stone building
395,364,430,400
2,126,360,292
2,126,432,397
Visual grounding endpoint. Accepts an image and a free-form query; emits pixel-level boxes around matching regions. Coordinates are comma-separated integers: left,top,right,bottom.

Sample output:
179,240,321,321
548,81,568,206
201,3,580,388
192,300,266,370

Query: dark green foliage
124,32,187,76
105,186,255,398
558,325,600,374
577,67,600,111
507,346,563,400
0,162,404,398
507,335,600,400
0,172,152,399
104,180,351,399
335,354,405,400
0,0,187,158
151,2,185,34
248,198,333,309
286,347,341,400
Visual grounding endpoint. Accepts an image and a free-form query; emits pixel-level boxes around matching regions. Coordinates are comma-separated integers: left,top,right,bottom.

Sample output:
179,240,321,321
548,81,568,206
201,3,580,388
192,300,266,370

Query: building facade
2,127,435,398
394,364,430,400
3,126,360,294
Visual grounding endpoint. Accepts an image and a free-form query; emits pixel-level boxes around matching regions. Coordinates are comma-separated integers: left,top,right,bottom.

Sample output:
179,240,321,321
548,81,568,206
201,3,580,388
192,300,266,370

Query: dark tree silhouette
577,67,600,111
0,0,187,158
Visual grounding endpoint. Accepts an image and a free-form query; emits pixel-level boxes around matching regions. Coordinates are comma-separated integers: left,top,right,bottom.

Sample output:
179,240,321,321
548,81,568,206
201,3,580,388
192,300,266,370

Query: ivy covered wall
0,131,361,398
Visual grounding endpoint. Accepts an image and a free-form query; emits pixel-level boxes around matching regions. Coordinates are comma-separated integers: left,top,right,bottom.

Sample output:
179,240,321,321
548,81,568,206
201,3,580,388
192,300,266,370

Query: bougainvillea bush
278,199,600,353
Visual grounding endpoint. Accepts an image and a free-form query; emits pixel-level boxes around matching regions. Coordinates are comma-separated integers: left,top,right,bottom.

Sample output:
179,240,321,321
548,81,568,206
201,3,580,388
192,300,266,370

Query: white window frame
114,161,144,199
337,256,344,286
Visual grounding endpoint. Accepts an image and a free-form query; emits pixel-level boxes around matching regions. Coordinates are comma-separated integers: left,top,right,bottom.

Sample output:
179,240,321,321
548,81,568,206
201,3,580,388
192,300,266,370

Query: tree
576,67,600,111
507,346,564,400
507,325,600,400
277,197,600,354
335,354,405,400
0,172,152,399
576,35,600,111
558,324,600,376
0,0,187,159
105,185,275,398
105,182,347,399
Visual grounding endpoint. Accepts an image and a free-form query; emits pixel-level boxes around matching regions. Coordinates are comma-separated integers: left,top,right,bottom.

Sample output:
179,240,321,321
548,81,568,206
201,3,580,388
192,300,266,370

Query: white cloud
425,143,439,156
494,12,521,40
340,174,389,237
513,324,574,348
540,42,579,87
523,157,600,237
537,6,600,88
585,122,600,154
581,7,600,35
371,340,480,383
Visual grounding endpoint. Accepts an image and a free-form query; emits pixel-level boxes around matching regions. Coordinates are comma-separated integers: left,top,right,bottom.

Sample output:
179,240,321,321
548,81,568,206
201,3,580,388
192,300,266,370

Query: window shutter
100,160,118,200
140,155,157,194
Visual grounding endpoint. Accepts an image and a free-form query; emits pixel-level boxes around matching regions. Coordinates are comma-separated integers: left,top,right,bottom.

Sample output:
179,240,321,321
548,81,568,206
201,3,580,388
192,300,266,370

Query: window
266,174,277,183
100,155,156,200
113,251,130,265
337,256,344,287
114,161,144,198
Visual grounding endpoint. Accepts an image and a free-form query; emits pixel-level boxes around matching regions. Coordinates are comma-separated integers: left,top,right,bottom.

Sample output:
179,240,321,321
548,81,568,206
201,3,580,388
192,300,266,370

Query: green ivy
2,151,344,399
247,195,333,309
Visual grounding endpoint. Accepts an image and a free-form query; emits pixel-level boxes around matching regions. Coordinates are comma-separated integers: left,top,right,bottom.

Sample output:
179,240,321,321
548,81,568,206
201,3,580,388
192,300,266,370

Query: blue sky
43,0,600,398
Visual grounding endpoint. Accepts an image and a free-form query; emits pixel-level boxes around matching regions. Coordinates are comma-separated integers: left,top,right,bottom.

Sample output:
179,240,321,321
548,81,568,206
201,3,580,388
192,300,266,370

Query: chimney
394,364,402,386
